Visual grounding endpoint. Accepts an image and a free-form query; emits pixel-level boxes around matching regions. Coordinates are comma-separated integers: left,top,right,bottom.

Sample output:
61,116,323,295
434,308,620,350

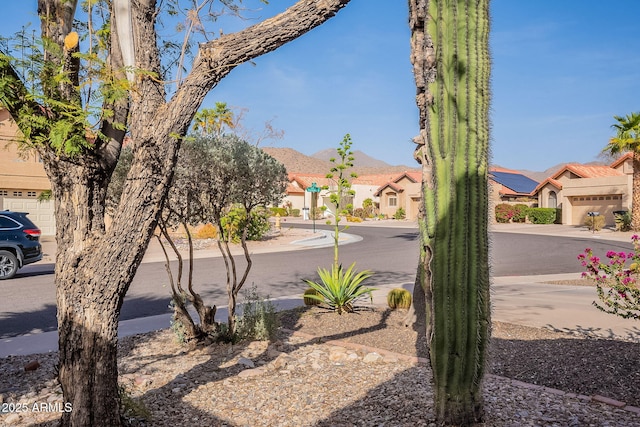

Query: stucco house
282,172,406,218
0,109,56,235
374,171,422,220
534,154,632,226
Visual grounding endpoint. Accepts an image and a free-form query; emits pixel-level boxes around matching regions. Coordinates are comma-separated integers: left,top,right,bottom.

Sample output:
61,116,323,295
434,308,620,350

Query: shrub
236,284,279,341
353,207,367,219
527,207,557,224
512,204,529,223
387,288,412,309
579,237,640,320
269,207,287,217
495,203,515,223
303,288,322,306
584,214,606,231
303,263,375,314
291,208,301,217
195,223,217,239
221,205,271,242
615,211,631,231
346,215,363,222
394,207,406,220
119,385,152,422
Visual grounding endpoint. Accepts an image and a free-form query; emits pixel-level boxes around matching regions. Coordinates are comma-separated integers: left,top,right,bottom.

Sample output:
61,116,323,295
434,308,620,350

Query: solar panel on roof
490,171,539,194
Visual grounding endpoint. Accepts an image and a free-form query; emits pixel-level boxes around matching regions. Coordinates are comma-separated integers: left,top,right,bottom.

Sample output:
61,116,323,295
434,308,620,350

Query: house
283,172,404,218
534,156,632,226
374,171,422,220
0,109,56,235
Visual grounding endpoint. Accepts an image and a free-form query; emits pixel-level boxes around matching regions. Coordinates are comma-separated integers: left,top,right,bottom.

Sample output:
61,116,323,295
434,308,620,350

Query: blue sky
2,1,639,172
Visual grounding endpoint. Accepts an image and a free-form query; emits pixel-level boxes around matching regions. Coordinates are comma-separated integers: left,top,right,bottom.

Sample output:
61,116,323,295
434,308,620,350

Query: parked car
0,210,43,279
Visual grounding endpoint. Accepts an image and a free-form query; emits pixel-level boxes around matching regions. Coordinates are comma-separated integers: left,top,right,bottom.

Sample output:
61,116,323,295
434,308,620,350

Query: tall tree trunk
409,0,491,424
43,141,181,426
632,152,640,231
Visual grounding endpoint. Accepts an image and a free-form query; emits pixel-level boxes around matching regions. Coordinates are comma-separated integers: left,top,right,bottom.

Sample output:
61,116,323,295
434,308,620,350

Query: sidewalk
4,221,637,357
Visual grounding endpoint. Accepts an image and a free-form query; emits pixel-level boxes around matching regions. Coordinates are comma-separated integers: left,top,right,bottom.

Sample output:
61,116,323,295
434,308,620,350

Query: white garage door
2,197,56,236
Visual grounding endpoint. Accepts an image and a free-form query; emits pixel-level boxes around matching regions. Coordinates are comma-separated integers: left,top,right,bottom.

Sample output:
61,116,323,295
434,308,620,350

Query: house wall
541,176,630,226
351,184,380,210
0,109,56,235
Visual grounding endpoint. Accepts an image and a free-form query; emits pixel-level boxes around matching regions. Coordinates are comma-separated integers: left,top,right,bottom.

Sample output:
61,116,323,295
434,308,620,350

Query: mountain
262,147,419,176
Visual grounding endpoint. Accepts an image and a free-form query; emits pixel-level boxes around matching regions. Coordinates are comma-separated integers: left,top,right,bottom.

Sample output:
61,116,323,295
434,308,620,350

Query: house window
0,190,7,196
27,191,37,197
388,196,397,207
13,191,22,197
548,191,557,209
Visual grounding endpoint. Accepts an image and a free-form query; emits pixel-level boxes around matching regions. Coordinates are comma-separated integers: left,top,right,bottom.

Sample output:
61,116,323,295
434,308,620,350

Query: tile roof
558,164,624,178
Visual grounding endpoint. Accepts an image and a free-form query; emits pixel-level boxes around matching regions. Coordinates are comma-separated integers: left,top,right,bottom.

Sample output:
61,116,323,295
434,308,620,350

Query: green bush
221,205,271,242
303,263,375,314
303,288,322,306
584,214,606,231
394,207,406,220
291,208,301,217
236,284,279,341
387,288,412,310
269,207,287,217
495,203,515,223
527,207,557,224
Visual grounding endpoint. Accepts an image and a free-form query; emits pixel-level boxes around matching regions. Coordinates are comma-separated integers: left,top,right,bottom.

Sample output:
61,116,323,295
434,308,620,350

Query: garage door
570,195,623,226
2,197,56,236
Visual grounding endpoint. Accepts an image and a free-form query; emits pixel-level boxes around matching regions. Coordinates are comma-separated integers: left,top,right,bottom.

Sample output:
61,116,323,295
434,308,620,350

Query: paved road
0,225,634,339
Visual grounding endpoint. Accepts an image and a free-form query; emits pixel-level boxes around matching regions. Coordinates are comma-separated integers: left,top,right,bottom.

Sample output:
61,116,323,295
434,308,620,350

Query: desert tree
409,0,492,425
0,0,351,425
603,112,640,230
200,134,287,339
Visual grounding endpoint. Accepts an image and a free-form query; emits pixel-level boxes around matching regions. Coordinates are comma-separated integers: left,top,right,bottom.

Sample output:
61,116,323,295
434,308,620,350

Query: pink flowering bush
578,235,640,320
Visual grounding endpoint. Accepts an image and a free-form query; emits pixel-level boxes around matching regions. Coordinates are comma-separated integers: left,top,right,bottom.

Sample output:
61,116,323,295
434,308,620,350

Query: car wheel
0,250,19,280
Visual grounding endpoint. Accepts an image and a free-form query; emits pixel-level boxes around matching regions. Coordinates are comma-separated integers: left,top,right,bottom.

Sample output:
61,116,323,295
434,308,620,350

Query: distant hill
262,147,419,176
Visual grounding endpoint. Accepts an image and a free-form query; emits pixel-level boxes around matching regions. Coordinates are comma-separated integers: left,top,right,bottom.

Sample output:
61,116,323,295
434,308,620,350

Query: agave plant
303,263,375,314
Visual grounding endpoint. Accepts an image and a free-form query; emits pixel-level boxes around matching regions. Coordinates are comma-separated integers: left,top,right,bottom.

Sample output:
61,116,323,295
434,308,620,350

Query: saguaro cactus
409,0,491,424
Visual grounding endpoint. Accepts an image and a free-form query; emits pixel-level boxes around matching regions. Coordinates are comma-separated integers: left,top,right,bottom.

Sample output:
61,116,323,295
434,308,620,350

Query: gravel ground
1,305,639,426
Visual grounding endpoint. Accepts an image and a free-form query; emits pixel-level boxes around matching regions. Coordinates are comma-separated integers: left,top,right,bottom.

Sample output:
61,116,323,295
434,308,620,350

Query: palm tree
192,102,235,136
604,112,640,230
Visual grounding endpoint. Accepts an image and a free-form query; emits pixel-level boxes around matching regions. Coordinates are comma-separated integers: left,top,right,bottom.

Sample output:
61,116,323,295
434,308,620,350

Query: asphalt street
0,224,635,340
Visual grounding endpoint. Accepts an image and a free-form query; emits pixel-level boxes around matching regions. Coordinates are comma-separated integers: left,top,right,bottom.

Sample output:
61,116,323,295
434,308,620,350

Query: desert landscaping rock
2,310,640,426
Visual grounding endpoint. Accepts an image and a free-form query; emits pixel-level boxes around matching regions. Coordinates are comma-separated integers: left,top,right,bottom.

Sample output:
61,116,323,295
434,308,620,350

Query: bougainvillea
578,235,640,319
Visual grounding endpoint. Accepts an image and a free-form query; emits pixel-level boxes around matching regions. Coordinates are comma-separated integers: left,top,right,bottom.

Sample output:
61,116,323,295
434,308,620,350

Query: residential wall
0,109,56,235
538,176,630,226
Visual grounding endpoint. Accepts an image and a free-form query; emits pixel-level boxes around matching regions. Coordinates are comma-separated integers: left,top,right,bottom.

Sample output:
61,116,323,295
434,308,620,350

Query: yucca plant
303,263,375,314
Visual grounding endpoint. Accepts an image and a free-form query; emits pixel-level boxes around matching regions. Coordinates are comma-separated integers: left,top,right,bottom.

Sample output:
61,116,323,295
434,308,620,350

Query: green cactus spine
302,288,322,306
409,0,491,424
387,288,412,309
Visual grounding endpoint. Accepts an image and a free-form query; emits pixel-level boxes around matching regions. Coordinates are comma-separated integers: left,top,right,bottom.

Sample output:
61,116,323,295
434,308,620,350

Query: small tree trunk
631,153,640,231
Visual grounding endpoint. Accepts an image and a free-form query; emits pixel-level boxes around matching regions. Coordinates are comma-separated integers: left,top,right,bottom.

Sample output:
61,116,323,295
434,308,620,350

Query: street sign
306,182,321,232
306,182,321,193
